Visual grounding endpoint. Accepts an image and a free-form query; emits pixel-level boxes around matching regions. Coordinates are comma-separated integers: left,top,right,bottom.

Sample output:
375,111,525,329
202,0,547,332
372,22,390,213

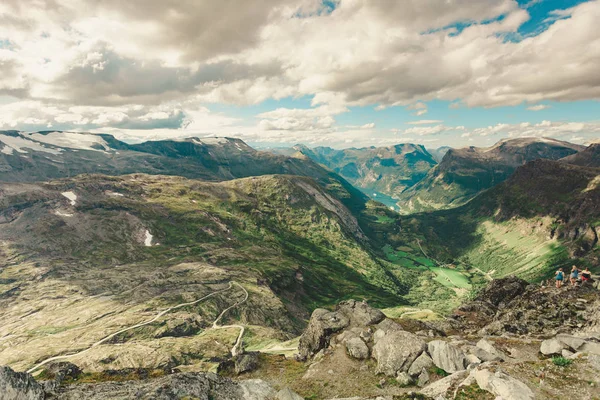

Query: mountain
397,159,599,285
561,143,600,168
397,137,584,214
275,144,438,210
0,131,349,184
428,145,452,162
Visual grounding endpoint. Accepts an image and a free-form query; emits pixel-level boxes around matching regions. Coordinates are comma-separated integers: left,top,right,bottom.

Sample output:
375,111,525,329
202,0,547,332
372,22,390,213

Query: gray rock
427,340,467,373
419,370,469,398
408,352,434,377
235,352,260,374
298,309,350,359
55,371,257,400
465,353,482,366
372,331,426,376
276,387,304,400
472,368,534,400
417,368,430,387
0,366,44,400
337,300,386,327
346,337,370,359
476,339,506,361
581,341,600,356
561,349,574,358
556,334,586,351
239,379,277,400
467,345,502,362
540,338,566,356
396,372,412,387
373,319,404,344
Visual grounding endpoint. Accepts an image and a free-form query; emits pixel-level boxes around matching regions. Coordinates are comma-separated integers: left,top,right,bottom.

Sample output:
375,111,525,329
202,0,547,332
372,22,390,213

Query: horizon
1,0,599,148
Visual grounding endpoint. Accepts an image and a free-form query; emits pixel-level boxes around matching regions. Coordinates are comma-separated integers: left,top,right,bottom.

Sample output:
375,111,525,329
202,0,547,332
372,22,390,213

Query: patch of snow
192,137,229,145
27,132,109,152
0,134,62,155
106,191,124,197
144,230,153,246
372,193,377,197
1,145,14,155
54,210,74,217
61,191,77,206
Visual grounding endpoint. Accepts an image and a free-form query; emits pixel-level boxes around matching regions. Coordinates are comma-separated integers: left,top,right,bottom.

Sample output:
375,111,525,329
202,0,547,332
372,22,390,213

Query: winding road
27,281,248,373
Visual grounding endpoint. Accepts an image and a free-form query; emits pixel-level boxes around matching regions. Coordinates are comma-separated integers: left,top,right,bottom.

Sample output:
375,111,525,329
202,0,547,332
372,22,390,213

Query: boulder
336,300,386,327
417,368,430,387
395,372,412,387
346,337,370,360
276,387,304,400
465,353,482,366
419,370,469,398
540,338,566,356
372,331,426,376
235,352,260,375
472,368,534,400
298,309,350,359
476,339,506,361
239,379,277,400
427,340,467,373
373,319,404,344
408,352,434,377
0,366,44,400
556,334,586,351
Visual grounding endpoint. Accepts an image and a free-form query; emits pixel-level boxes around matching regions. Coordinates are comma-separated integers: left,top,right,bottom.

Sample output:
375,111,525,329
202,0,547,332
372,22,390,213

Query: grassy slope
397,160,600,286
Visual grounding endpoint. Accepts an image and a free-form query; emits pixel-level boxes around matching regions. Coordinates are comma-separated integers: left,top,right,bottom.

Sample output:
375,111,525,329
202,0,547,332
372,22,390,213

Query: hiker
555,268,564,288
570,265,579,286
581,267,592,283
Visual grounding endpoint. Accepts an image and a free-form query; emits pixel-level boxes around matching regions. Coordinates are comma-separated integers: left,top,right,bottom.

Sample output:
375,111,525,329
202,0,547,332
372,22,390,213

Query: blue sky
0,0,599,148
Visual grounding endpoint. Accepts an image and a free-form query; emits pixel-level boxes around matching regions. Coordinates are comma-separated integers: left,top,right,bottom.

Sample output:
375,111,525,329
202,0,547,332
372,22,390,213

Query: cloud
408,120,443,125
527,104,550,111
0,0,599,140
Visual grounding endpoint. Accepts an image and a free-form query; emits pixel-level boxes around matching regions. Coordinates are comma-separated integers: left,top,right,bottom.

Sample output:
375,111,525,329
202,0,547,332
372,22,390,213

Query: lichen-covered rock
372,331,426,376
235,352,260,374
276,387,304,400
0,366,44,400
408,352,434,377
472,368,534,400
395,372,412,387
346,337,370,359
427,340,466,373
540,338,566,356
419,370,469,398
298,309,350,360
336,300,386,327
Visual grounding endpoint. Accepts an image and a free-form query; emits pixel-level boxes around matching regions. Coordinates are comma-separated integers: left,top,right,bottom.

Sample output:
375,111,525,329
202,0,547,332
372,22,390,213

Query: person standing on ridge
555,268,564,288
570,265,579,286
581,267,592,283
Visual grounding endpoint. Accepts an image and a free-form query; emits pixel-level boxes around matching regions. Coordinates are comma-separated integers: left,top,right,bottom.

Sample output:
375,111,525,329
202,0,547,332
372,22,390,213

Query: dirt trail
27,281,248,373
211,281,249,357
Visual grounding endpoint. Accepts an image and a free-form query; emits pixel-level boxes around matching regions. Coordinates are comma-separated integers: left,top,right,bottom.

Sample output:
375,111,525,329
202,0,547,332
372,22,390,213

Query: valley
0,132,598,400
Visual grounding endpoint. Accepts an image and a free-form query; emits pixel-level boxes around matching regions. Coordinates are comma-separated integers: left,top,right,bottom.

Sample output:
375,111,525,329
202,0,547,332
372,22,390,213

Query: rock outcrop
0,366,45,400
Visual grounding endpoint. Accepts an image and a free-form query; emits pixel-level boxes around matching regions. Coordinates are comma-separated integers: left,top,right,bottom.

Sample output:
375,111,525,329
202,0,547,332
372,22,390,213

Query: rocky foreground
2,276,600,399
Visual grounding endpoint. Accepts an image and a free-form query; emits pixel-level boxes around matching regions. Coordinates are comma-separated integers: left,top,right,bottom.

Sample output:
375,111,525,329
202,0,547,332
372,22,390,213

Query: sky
0,0,599,149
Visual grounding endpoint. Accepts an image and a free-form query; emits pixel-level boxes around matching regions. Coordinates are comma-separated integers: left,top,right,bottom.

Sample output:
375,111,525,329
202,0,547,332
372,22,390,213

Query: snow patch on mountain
61,191,77,205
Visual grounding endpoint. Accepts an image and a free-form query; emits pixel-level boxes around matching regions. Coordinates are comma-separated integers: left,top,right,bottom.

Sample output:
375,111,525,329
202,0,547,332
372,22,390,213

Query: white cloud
408,120,443,125
0,0,599,141
527,104,550,111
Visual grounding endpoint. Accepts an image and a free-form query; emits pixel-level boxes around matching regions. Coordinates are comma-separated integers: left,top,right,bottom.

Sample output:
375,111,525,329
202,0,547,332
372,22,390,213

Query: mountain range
0,130,598,399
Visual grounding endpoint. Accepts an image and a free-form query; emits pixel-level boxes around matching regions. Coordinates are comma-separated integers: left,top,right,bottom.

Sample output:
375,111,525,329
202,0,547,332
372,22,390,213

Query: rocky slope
562,143,600,168
271,143,438,209
3,277,599,399
0,172,430,373
397,137,584,214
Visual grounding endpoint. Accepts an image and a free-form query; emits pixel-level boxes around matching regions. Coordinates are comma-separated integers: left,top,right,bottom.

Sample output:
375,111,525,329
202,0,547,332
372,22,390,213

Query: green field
429,267,471,289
